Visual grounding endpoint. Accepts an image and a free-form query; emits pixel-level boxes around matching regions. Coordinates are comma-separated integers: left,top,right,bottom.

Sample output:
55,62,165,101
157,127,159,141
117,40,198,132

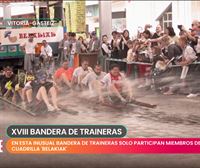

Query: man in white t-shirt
72,60,93,87
81,64,106,98
40,40,54,76
40,40,53,58
20,34,37,72
101,64,133,103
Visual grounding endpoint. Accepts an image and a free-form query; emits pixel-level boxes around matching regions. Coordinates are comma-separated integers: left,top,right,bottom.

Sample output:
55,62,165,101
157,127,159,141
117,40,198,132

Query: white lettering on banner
7,21,12,26
6,20,29,26
0,140,3,152
31,21,56,26
0,27,63,45
4,20,56,27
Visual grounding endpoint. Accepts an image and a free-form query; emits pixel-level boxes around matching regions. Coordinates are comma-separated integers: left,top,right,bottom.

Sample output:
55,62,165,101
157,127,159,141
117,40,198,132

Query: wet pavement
1,89,200,137
1,89,200,168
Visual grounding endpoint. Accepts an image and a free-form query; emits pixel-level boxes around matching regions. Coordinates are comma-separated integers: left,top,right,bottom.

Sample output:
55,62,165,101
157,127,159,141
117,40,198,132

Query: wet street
1,89,200,168
1,89,200,137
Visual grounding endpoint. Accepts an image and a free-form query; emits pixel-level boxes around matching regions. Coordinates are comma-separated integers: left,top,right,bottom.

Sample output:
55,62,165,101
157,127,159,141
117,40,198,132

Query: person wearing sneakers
22,70,60,112
100,64,133,103
187,90,200,98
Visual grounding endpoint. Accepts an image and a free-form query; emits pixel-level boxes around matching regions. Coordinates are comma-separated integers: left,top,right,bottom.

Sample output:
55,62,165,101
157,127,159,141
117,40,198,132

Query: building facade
86,1,200,38
125,1,200,36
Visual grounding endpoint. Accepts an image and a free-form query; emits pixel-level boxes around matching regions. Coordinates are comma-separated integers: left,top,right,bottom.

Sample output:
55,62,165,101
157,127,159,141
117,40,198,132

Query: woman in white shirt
178,36,197,80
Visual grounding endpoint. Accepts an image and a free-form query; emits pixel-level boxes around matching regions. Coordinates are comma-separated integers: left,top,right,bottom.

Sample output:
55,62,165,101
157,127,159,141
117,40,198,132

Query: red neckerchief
110,73,122,91
110,72,121,81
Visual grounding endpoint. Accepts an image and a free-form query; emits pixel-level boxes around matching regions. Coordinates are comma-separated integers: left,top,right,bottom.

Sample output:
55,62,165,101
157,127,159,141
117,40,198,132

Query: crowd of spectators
1,19,200,113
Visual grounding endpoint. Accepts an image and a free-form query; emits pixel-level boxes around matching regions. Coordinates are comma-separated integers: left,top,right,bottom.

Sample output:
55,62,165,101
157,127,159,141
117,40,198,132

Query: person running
54,60,74,91
81,64,106,99
100,64,133,103
72,60,93,88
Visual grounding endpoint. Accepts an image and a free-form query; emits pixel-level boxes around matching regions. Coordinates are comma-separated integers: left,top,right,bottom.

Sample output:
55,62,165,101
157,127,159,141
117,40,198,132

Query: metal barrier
105,58,200,70
105,58,152,72
105,57,200,77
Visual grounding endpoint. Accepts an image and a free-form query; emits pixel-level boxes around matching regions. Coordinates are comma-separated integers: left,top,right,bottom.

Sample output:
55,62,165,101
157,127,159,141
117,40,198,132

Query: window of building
163,12,172,30
156,3,172,31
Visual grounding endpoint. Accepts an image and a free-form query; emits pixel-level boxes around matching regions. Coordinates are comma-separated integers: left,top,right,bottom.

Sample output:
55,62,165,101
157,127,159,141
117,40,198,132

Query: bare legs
36,86,59,111
48,86,59,110
57,73,72,89
36,86,51,106
23,86,59,111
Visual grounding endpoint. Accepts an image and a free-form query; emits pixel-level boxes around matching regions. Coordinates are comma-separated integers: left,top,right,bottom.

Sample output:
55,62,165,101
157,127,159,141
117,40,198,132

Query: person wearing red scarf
101,64,133,103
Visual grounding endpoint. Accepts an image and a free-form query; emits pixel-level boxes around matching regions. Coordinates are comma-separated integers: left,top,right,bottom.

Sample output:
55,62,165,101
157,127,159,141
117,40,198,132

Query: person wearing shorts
22,72,60,112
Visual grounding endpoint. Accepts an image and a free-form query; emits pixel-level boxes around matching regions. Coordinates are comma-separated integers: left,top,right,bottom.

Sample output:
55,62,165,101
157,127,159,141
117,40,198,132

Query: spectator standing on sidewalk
101,35,112,69
110,31,120,59
78,36,88,53
20,34,38,73
88,31,101,53
68,33,81,68
40,40,54,77
119,29,130,71
58,32,69,64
